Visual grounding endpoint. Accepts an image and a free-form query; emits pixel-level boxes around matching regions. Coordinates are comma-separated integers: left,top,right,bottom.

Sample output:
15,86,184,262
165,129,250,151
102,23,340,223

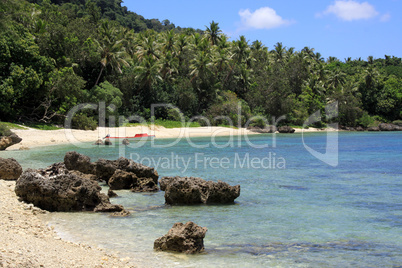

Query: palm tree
225,36,250,83
134,55,162,91
367,56,374,65
190,51,212,82
328,68,346,90
137,33,160,61
176,33,188,55
94,23,129,86
271,42,286,62
327,56,340,63
234,63,253,97
160,51,178,82
205,20,222,46
161,29,176,54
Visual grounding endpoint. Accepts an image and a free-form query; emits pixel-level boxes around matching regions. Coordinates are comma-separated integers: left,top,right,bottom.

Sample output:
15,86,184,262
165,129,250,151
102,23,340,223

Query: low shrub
392,120,402,126
0,123,12,136
72,114,97,130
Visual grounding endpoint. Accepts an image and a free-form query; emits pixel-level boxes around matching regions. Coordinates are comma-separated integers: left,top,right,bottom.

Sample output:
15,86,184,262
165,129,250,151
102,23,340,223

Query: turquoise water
2,132,402,267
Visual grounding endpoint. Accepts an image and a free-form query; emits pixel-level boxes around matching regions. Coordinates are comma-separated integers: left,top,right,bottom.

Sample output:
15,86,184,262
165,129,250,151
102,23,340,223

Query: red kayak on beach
107,133,155,139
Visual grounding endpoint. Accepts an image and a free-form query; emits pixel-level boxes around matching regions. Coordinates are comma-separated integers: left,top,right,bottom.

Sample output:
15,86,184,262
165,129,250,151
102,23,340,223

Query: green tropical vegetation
1,0,401,129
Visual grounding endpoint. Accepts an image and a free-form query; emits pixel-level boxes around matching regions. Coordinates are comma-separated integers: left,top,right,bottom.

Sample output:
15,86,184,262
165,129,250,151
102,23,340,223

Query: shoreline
6,125,336,150
0,180,134,267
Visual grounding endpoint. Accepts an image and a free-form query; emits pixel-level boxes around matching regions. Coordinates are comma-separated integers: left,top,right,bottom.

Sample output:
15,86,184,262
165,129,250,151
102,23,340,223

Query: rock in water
154,222,207,254
108,189,118,198
108,170,137,190
96,157,159,191
0,157,23,180
62,152,159,192
15,163,124,213
104,138,112,145
160,176,240,205
122,138,130,145
94,139,103,145
64,151,95,174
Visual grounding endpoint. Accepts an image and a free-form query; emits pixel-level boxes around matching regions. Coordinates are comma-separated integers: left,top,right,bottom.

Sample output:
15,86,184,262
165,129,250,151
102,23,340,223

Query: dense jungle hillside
1,0,401,129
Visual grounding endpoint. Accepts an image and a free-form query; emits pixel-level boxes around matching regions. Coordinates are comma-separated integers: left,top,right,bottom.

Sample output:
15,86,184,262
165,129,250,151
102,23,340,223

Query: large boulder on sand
154,222,207,254
0,133,22,150
0,157,23,180
15,163,125,213
278,126,295,133
64,151,95,174
160,176,240,205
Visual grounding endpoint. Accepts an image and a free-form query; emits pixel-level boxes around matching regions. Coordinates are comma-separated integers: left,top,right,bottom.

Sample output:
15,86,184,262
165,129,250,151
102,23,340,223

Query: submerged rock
15,163,124,213
0,157,23,180
154,222,207,254
160,176,240,205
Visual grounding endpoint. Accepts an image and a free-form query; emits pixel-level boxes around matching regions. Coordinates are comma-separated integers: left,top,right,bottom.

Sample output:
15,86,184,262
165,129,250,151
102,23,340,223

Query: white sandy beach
0,180,133,268
7,125,334,150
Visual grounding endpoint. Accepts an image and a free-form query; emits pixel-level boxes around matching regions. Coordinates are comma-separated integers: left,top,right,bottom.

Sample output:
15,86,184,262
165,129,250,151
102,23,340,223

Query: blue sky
124,0,401,61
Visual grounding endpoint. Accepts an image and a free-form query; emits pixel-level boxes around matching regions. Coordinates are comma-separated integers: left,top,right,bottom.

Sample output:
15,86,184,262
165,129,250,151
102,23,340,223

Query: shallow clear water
2,132,402,267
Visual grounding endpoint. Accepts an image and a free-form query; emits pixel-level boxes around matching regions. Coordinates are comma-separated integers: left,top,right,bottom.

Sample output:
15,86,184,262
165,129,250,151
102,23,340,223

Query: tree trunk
95,65,105,86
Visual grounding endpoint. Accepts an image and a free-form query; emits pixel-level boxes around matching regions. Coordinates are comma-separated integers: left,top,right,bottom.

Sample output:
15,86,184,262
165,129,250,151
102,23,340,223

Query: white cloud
238,7,293,30
320,1,379,21
380,13,391,22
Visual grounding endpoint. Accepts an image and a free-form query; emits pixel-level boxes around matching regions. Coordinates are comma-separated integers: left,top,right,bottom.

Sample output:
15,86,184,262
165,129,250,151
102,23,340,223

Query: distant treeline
0,0,401,129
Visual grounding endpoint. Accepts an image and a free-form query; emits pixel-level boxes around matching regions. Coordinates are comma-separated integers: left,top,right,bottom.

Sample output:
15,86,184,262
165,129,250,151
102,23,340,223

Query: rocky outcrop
379,123,402,131
0,157,23,180
15,163,125,213
154,222,207,254
367,126,380,131
160,176,240,205
63,152,159,192
95,157,159,192
95,159,117,182
341,124,402,132
0,133,22,150
64,151,95,174
278,126,295,133
108,170,137,190
247,126,277,133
